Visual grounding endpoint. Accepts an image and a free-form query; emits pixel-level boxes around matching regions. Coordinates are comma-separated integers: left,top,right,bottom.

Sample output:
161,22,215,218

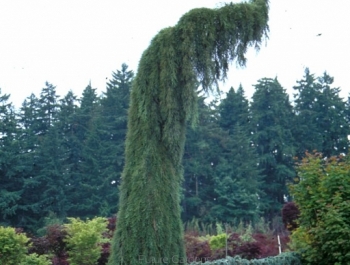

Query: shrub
19,253,51,265
51,253,69,265
209,233,227,250
185,233,212,263
184,222,291,262
234,242,261,260
46,224,68,259
28,235,50,255
189,252,301,265
97,242,111,265
29,224,68,265
289,152,350,264
239,223,254,242
64,217,108,265
97,216,117,265
281,202,300,231
0,226,29,265
251,233,290,258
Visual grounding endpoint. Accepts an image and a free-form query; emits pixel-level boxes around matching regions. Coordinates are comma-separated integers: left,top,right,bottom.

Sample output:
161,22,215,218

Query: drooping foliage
108,1,270,264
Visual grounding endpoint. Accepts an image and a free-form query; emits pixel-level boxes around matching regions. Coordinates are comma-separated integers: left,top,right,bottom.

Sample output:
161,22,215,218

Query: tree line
0,64,349,232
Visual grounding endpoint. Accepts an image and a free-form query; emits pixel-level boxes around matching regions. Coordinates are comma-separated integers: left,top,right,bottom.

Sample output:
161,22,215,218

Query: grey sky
0,0,349,107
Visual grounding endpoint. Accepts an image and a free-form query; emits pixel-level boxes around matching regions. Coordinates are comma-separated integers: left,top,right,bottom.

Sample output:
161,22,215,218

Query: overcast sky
0,0,349,108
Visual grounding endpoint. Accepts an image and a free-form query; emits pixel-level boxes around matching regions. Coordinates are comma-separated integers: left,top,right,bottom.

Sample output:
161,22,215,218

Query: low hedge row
189,252,301,265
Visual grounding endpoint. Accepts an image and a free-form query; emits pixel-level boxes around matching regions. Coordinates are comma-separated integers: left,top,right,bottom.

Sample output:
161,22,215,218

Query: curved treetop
108,1,269,264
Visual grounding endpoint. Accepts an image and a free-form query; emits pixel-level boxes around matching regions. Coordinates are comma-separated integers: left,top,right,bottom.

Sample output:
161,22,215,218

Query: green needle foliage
108,1,269,264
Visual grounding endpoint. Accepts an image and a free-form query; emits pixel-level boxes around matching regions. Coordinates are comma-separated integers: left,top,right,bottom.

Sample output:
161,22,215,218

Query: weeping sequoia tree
108,1,269,264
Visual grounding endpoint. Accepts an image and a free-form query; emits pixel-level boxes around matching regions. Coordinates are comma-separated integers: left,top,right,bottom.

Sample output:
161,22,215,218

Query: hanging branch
108,1,269,264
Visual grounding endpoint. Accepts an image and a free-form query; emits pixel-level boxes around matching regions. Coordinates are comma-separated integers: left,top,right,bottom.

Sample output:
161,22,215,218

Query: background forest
1,63,349,233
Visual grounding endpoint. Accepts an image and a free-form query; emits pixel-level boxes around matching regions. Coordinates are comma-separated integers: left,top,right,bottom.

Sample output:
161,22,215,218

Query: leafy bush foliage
254,233,290,258
29,224,68,255
19,253,51,265
289,152,350,264
64,217,108,265
0,226,29,265
281,202,300,231
185,221,291,262
29,224,69,265
97,242,111,265
26,216,115,265
97,216,116,265
234,242,262,260
209,233,227,250
29,235,50,255
185,232,212,263
0,215,292,265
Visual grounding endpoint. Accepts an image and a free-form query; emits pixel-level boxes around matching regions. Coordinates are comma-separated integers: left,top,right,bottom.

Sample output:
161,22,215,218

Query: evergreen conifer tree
293,69,348,157
219,85,250,131
108,1,269,264
70,84,102,218
214,86,263,223
250,78,295,219
99,64,134,216
182,97,223,223
16,94,43,230
31,83,64,229
0,90,21,227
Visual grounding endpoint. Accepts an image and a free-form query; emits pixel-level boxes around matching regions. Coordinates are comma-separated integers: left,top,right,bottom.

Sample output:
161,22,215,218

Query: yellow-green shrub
209,233,227,250
0,226,29,265
64,217,108,265
19,253,51,265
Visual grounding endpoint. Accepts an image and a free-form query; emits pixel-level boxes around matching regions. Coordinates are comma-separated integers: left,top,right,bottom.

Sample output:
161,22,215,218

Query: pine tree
108,1,270,264
16,94,43,230
98,64,134,216
56,91,82,218
0,90,21,226
212,125,263,223
68,84,102,218
182,97,223,223
293,69,349,157
292,68,322,157
219,85,250,131
213,86,263,223
37,82,60,132
316,73,348,156
250,78,295,220
31,83,66,228
17,87,62,231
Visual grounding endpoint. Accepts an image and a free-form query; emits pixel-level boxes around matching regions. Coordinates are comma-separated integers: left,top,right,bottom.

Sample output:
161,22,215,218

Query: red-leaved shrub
28,224,69,265
97,242,111,265
185,232,212,263
282,202,300,231
234,242,262,259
